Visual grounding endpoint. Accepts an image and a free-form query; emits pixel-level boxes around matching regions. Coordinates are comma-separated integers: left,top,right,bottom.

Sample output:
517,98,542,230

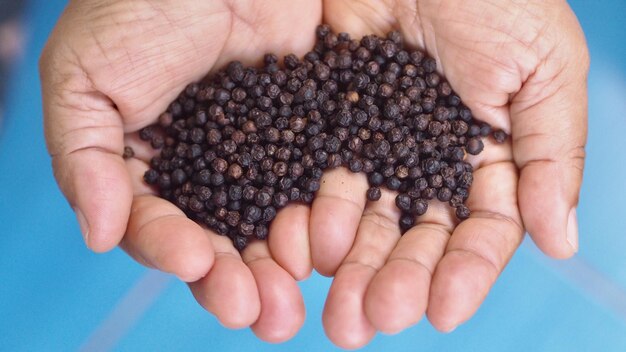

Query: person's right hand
40,0,321,342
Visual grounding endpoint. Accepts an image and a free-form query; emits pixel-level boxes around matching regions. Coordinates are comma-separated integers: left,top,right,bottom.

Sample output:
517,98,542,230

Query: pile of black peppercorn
139,25,507,250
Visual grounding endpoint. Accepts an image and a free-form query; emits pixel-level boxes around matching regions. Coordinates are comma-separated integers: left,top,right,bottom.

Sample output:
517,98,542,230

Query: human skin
40,0,588,348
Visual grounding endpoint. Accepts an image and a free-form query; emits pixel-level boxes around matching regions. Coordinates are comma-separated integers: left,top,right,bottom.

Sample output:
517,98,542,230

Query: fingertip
268,204,313,281
190,253,261,329
310,196,361,277
248,258,305,343
519,167,579,259
166,231,215,283
322,267,376,349
364,261,429,334
60,151,132,253
533,206,578,259
122,196,216,282
427,251,495,332
309,168,367,277
430,320,458,334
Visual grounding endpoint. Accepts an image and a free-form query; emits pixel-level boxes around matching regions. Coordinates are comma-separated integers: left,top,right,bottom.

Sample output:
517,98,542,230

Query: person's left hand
308,0,588,348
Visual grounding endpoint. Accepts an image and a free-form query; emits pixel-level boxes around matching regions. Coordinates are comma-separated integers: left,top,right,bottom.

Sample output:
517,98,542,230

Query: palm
310,0,586,347
42,0,321,342
118,1,323,341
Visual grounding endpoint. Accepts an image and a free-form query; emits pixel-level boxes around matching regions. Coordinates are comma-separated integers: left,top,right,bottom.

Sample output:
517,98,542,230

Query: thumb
511,10,589,259
40,53,132,253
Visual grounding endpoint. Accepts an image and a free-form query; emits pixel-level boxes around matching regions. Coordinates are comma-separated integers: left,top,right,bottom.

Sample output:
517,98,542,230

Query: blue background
1,1,625,351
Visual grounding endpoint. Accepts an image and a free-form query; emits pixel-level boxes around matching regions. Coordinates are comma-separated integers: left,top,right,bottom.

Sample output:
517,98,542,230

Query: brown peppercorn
493,129,508,143
466,138,484,155
437,187,453,202
395,194,411,211
141,25,494,250
367,187,382,201
410,199,428,216
456,205,471,219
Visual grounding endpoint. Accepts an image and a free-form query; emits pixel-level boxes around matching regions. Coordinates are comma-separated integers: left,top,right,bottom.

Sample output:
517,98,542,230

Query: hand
309,0,588,348
40,0,322,342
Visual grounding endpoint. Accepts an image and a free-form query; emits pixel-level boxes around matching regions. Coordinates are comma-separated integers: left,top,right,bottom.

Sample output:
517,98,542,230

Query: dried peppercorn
493,129,508,143
367,187,382,201
141,25,494,250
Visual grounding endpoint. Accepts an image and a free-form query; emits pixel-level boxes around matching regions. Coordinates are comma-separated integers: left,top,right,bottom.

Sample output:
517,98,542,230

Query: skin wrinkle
386,256,434,276
340,260,383,273
53,87,115,113
457,219,520,268
359,213,399,236
79,3,232,123
432,20,528,77
243,255,274,267
412,221,455,236
318,193,364,213
512,53,567,106
469,209,524,236
53,121,122,158
143,1,203,57
422,1,548,106
397,2,426,48
445,247,500,276
223,1,262,57
333,0,394,35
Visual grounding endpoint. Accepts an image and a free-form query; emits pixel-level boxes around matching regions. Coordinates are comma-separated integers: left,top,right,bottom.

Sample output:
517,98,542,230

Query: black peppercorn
395,194,411,211
493,129,508,143
455,205,471,219
141,25,494,249
367,187,382,201
410,199,428,216
466,138,484,155
386,176,402,191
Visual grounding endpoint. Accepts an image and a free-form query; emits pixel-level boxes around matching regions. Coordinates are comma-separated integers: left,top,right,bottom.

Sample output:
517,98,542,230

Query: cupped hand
40,0,322,342
312,0,588,348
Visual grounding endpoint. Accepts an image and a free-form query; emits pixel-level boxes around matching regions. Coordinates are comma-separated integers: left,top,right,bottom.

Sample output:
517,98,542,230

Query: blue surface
1,1,625,351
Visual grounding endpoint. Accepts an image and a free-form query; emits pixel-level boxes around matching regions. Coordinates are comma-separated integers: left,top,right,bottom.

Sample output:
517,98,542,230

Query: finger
427,160,524,332
309,168,368,276
364,201,453,334
242,241,305,343
323,189,401,349
268,203,312,280
39,36,132,252
43,100,131,252
120,195,214,283
189,234,260,329
511,9,589,258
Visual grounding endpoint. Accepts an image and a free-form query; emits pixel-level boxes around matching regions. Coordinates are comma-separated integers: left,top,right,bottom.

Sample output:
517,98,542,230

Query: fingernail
438,321,458,333
74,207,90,246
566,208,578,253
442,324,457,333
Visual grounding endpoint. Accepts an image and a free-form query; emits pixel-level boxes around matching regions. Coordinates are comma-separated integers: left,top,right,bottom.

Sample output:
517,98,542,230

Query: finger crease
316,193,364,213
341,260,383,273
469,209,524,233
243,255,273,266
133,213,181,237
387,257,434,276
446,248,500,275
413,221,455,236
213,250,241,260
361,211,400,234
65,144,122,159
